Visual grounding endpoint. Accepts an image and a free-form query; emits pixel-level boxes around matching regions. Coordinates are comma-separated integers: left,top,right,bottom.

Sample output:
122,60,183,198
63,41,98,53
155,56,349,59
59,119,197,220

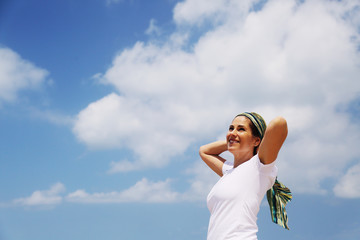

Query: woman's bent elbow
199,145,207,158
273,116,288,136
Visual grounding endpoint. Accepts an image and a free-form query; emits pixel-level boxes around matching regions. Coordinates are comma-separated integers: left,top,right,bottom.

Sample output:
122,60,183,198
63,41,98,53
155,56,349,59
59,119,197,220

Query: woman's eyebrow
229,124,246,129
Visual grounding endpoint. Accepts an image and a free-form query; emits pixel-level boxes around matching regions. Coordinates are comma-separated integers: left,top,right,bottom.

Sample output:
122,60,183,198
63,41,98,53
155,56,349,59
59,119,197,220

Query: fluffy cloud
333,163,360,198
0,47,49,104
181,160,219,202
73,0,360,196
9,174,213,207
13,183,65,206
66,178,180,203
145,19,162,36
9,170,215,206
173,0,253,26
73,92,200,171
66,164,219,204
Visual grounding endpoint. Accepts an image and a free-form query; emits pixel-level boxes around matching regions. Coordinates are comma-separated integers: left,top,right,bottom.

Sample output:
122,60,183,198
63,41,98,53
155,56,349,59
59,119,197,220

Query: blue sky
1,0,360,239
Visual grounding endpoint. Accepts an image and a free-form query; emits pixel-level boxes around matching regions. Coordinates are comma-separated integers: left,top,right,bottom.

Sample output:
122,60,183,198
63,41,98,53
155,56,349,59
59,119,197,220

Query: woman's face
226,116,260,156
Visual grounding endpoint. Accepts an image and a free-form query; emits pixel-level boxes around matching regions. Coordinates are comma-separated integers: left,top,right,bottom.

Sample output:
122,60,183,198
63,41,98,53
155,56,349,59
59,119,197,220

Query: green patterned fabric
266,178,292,230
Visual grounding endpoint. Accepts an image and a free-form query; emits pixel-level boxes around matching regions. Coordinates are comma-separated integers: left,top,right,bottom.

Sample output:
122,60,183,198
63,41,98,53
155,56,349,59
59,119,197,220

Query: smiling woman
199,112,291,240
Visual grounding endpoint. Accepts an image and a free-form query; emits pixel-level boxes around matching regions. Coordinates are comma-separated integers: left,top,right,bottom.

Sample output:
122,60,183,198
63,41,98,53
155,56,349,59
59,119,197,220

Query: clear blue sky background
1,0,360,239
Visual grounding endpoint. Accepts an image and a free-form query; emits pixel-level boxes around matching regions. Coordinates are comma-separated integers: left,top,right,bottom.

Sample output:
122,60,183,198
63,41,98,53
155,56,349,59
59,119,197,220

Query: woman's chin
227,148,237,155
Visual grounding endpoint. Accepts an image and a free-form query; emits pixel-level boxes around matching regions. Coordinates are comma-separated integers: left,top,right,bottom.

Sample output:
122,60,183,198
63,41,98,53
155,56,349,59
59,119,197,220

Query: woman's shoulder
255,154,278,177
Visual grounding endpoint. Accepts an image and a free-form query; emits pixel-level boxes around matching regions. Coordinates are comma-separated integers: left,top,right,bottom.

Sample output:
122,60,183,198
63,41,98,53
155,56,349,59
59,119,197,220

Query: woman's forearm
199,140,228,176
199,140,228,156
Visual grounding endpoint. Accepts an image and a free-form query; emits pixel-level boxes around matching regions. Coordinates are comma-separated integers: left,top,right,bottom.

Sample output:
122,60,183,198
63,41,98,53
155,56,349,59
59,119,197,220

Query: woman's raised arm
199,140,228,177
258,116,288,165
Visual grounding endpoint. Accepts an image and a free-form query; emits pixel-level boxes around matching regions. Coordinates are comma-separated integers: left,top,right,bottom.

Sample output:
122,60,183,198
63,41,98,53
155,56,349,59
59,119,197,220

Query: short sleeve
257,155,278,188
222,160,234,175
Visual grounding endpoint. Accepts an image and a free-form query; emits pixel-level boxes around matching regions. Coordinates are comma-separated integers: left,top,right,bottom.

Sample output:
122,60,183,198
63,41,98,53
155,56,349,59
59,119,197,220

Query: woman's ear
254,137,261,147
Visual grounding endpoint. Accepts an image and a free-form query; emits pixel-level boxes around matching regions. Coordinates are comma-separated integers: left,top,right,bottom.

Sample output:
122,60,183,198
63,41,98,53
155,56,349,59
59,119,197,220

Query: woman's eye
229,126,234,131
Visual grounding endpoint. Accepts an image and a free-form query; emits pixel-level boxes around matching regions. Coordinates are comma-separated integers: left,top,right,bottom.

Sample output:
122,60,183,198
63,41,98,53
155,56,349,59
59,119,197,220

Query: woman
199,112,289,240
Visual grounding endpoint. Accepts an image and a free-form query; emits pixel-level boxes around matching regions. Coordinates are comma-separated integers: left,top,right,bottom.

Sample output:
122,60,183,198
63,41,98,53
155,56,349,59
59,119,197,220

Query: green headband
236,112,267,139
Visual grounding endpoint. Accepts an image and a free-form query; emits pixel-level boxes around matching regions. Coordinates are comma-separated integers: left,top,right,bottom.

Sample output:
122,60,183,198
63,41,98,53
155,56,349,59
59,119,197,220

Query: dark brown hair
248,120,261,155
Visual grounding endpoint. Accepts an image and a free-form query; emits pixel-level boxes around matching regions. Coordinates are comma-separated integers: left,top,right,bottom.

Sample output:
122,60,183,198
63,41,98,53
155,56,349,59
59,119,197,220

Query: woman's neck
233,151,254,168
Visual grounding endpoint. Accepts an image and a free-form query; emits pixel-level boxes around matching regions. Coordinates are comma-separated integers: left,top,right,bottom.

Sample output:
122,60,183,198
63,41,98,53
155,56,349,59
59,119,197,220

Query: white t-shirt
207,154,277,240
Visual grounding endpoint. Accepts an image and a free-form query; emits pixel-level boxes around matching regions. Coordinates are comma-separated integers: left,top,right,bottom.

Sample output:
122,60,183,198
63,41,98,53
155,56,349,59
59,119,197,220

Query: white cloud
0,47,49,104
29,108,75,126
173,0,253,26
67,162,220,204
66,178,179,203
73,0,360,196
108,159,142,173
145,19,162,36
73,92,199,170
13,183,65,206
181,160,219,202
333,163,360,198
8,164,217,206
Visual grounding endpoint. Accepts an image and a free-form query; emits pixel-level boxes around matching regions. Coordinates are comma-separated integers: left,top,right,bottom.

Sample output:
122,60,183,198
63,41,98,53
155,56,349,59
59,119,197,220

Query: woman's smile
228,138,239,146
